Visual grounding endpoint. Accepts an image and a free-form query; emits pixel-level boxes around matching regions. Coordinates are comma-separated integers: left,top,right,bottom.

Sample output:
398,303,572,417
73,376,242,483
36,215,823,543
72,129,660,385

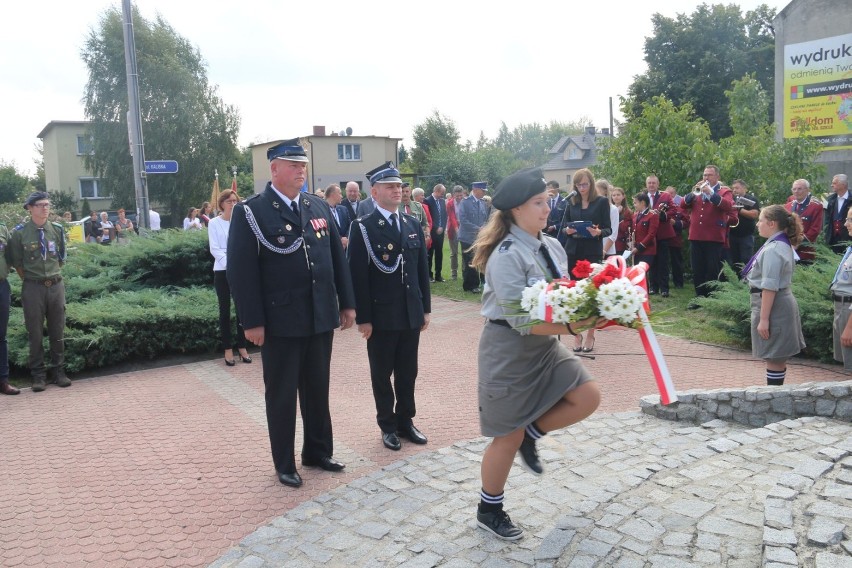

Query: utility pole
122,0,150,229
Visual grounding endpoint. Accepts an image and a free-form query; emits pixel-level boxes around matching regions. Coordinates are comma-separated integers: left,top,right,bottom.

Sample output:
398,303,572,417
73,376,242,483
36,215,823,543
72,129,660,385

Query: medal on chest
310,218,328,239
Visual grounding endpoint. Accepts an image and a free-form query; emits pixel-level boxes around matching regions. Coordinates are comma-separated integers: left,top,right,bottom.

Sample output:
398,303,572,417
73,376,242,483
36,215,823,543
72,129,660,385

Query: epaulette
13,223,24,231
244,193,261,203
51,221,64,229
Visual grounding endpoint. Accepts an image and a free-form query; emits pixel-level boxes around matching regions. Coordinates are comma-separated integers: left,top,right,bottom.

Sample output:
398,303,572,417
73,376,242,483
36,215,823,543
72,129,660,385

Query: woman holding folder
561,168,612,352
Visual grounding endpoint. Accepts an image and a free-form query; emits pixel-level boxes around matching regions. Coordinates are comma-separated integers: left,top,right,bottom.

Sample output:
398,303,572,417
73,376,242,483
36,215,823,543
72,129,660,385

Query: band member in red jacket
682,165,736,306
665,194,690,288
785,179,823,264
630,192,659,268
645,176,675,296
610,187,633,255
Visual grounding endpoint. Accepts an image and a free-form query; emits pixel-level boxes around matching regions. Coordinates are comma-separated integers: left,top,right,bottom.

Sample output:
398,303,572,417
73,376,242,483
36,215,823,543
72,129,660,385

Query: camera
734,195,756,208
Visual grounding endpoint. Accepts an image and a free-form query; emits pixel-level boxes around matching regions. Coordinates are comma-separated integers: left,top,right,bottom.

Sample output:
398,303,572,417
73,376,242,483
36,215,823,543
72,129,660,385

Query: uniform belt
488,319,512,328
26,276,62,287
833,293,852,303
750,287,786,295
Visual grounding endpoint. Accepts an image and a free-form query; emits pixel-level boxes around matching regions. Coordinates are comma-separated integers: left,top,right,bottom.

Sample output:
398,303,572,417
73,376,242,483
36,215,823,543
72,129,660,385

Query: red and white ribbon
603,256,678,405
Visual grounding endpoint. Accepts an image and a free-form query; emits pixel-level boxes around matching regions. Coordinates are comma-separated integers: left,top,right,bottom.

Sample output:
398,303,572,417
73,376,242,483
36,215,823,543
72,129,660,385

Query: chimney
585,126,596,136
601,128,610,136
313,125,326,136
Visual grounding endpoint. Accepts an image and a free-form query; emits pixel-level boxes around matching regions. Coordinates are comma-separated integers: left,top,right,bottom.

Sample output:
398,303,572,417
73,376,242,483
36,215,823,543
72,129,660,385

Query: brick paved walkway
0,297,846,567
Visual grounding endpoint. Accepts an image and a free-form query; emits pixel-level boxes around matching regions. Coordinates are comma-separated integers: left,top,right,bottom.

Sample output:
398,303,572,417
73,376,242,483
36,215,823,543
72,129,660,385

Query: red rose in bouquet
571,260,593,279
592,264,621,288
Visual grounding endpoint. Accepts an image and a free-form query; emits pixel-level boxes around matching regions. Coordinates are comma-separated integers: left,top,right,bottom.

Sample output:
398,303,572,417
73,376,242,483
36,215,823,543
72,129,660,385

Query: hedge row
7,229,219,374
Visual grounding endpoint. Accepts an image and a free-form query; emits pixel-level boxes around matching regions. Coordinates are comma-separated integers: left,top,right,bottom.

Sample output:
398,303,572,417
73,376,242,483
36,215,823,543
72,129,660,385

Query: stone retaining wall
640,380,852,427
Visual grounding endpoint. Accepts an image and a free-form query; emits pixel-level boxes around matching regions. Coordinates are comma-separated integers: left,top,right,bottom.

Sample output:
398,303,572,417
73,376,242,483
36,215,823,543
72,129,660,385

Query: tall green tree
81,5,240,221
409,111,461,172
0,162,30,204
32,142,46,192
625,4,776,140
718,75,825,205
595,96,714,192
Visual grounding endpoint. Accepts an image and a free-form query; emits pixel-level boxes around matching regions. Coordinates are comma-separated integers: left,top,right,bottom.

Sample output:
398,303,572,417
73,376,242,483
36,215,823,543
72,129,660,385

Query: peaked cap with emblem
366,161,402,185
267,138,309,162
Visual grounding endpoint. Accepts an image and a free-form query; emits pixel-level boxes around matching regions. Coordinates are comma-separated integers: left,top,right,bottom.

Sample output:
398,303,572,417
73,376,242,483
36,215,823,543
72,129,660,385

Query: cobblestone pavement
211,413,852,568
0,297,848,567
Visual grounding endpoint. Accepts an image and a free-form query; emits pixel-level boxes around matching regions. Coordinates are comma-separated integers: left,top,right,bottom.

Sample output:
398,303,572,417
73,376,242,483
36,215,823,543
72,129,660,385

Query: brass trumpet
693,181,710,195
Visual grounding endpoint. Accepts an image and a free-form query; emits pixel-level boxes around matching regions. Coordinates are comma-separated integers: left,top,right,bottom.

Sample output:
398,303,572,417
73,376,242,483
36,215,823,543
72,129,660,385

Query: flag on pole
210,170,220,214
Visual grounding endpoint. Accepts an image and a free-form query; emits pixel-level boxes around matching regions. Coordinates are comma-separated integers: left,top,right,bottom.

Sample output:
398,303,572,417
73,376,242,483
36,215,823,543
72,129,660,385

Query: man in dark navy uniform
347,162,431,451
227,138,356,488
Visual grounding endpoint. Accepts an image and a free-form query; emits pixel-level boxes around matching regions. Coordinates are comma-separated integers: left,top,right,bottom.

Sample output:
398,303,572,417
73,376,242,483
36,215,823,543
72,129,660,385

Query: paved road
0,297,846,567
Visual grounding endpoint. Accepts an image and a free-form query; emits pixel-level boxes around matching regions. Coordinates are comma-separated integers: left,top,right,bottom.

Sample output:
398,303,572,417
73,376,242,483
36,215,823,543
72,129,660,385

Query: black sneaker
518,436,543,475
477,507,523,541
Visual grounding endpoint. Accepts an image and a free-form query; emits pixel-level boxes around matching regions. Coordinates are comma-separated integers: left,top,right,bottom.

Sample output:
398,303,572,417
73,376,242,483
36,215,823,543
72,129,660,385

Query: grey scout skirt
478,322,592,437
750,288,806,360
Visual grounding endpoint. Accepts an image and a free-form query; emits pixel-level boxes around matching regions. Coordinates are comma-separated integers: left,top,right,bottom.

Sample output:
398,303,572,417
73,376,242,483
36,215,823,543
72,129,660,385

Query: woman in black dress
561,168,612,353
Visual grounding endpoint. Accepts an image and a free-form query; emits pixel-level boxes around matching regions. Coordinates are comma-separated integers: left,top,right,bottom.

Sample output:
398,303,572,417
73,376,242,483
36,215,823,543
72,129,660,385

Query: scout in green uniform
7,192,69,392
0,222,17,395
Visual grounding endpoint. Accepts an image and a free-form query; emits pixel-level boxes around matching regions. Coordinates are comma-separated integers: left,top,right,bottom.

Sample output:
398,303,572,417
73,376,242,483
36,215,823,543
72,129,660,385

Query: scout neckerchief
741,231,791,278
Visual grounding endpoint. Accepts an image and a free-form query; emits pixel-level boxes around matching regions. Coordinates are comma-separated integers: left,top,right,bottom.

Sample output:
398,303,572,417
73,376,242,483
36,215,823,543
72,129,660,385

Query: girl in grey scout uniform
469,167,601,541
743,205,805,386
831,210,852,369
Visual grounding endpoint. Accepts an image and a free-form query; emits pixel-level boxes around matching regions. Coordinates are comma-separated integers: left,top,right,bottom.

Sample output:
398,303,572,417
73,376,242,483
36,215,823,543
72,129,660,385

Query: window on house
337,143,361,161
79,178,108,199
567,147,581,159
76,135,94,155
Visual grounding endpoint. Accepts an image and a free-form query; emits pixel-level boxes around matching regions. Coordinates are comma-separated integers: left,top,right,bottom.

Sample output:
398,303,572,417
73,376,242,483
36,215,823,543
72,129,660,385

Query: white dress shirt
208,215,230,271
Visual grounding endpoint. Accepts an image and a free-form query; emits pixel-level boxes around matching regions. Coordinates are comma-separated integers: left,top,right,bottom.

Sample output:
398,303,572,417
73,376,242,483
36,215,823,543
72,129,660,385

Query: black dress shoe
382,431,401,451
435,277,445,282
224,357,236,367
276,470,303,487
0,383,20,395
302,456,345,472
397,424,428,445
661,291,669,298
240,354,252,364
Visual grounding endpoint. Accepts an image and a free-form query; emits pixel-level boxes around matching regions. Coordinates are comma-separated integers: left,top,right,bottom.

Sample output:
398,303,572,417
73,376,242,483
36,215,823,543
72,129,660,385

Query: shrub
8,228,220,374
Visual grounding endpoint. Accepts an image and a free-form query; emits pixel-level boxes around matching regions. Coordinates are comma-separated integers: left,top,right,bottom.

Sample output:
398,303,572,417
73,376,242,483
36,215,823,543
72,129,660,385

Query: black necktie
539,244,562,279
389,213,399,234
38,228,47,260
290,201,299,216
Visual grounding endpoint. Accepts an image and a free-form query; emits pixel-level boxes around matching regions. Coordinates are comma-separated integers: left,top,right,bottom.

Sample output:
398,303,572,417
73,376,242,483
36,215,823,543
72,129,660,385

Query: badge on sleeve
498,240,513,253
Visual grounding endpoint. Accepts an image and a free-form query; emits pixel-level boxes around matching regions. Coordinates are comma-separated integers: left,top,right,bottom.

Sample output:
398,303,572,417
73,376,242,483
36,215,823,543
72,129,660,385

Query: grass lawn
429,237,746,349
